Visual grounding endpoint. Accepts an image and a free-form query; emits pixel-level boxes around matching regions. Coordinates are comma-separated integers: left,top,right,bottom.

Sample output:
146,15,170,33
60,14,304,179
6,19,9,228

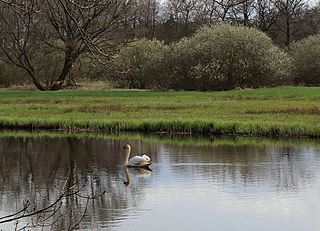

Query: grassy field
0,87,319,138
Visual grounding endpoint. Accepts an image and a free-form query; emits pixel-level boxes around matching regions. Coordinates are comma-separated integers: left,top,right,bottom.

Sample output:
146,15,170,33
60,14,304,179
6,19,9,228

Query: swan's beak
122,145,126,150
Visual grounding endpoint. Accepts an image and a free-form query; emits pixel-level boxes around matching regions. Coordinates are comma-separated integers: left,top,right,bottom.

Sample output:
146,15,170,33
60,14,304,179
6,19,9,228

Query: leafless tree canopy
0,176,106,230
0,0,132,90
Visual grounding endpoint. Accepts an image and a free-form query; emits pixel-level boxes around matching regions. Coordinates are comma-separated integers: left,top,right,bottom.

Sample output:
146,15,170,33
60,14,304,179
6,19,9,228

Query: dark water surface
0,134,320,230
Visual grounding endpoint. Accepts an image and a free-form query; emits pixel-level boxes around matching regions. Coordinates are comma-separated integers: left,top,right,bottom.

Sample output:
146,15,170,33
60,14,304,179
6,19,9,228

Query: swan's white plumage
123,144,151,167
141,155,151,162
127,155,150,166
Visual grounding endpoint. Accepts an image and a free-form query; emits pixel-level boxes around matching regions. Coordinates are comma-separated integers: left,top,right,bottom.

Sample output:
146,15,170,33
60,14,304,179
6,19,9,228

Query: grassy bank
1,130,320,148
0,87,319,138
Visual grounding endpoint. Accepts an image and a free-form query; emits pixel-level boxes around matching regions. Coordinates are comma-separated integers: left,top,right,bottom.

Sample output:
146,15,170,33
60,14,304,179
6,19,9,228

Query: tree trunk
50,56,73,90
286,16,291,46
26,69,47,91
32,78,47,91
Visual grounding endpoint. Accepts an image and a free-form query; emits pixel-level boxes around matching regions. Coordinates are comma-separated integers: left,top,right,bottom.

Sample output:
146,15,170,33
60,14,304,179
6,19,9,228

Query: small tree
112,39,169,89
290,34,320,85
168,23,293,90
272,0,306,46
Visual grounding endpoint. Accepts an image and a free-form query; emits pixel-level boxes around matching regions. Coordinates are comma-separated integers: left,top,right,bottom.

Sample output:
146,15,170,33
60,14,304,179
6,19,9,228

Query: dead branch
0,176,105,230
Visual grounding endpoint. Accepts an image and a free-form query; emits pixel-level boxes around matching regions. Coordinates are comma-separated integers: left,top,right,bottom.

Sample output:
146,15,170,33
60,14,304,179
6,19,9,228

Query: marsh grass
1,129,319,148
0,87,319,138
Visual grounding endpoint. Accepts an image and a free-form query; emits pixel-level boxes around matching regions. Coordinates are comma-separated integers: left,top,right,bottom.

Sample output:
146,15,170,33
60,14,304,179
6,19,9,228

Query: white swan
123,144,151,168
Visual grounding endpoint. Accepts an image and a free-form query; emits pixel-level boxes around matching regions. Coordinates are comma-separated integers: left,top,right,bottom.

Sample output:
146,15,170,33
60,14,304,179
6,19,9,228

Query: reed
1,130,319,148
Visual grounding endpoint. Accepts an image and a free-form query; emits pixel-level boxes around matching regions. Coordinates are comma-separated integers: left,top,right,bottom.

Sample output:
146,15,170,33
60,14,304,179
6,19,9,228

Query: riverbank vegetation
1,23,319,91
0,87,319,138
1,129,320,148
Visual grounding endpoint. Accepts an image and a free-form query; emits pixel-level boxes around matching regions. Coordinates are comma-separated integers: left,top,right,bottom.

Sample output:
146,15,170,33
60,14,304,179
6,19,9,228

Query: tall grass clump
290,34,320,86
167,24,293,90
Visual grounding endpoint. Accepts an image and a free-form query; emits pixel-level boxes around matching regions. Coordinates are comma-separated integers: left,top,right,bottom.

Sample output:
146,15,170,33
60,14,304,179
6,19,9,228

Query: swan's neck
124,146,131,166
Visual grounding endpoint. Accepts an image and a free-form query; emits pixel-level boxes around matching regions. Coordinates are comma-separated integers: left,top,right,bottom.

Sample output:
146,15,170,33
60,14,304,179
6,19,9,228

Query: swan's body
123,144,151,168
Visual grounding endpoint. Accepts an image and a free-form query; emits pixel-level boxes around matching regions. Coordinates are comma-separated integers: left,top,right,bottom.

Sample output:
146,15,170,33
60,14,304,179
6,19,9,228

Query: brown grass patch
223,96,272,101
13,99,72,105
70,104,204,113
246,107,320,115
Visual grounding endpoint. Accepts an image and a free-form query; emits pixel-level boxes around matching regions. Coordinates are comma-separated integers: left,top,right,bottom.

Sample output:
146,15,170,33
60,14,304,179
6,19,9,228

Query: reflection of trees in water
0,137,157,230
1,136,319,229
164,143,320,192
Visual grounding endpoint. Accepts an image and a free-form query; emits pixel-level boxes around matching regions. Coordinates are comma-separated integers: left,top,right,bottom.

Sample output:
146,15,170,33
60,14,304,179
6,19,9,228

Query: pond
0,132,320,230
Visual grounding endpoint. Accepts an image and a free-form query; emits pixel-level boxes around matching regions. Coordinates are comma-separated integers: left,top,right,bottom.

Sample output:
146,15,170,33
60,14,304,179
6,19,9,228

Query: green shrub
168,24,293,90
111,39,169,89
0,62,29,87
290,34,320,86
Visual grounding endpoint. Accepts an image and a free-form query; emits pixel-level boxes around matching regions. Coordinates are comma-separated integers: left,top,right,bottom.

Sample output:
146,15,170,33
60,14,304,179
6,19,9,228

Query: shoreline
0,120,319,139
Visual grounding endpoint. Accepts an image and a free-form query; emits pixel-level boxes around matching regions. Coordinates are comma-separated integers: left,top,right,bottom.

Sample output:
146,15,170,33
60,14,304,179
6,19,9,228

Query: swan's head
122,143,131,150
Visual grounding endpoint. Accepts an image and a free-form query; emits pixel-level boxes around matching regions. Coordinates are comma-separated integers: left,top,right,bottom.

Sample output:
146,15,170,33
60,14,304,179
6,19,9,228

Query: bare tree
129,0,160,39
0,177,105,230
201,0,219,22
0,0,133,90
0,0,47,90
231,0,255,25
254,0,278,32
165,0,199,25
212,0,249,21
272,0,306,46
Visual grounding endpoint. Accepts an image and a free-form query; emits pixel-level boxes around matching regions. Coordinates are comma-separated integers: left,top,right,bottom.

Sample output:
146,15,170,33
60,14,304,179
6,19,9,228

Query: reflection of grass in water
0,87,320,137
0,130,319,148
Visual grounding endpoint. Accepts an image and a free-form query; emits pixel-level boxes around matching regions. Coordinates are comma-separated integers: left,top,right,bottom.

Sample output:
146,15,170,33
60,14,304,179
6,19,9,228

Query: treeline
127,0,320,47
109,24,320,90
0,0,319,90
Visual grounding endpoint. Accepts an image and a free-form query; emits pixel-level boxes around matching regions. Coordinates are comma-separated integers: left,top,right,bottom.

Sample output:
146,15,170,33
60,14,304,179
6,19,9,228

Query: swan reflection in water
123,166,152,186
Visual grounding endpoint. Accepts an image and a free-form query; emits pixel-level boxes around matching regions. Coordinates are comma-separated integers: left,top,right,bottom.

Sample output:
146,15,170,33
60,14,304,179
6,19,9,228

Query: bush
290,34,320,86
111,39,169,89
0,62,29,87
168,24,293,90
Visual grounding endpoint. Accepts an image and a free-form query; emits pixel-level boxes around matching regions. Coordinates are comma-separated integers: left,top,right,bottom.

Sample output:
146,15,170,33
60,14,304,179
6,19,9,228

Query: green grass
1,130,319,148
0,86,319,138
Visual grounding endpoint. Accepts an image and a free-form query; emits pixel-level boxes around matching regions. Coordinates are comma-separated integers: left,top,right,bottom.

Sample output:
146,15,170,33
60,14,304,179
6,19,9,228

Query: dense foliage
113,24,293,91
167,24,293,90
290,34,320,86
111,39,169,89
